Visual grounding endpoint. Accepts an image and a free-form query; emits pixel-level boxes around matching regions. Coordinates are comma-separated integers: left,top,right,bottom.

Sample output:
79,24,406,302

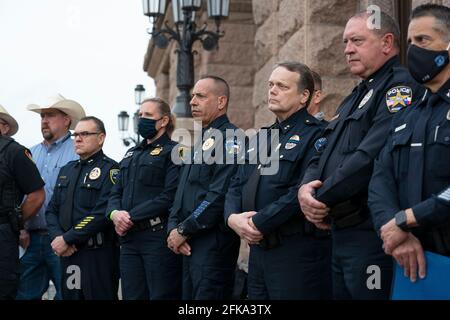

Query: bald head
199,75,230,108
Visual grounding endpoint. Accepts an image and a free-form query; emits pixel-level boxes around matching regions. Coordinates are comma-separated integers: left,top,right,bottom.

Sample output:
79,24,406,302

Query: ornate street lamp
142,0,230,117
118,84,146,146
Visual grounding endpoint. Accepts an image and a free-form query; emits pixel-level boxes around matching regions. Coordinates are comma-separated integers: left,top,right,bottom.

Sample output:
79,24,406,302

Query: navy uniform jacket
0,136,44,212
225,108,324,235
369,79,450,254
168,115,239,236
46,150,118,246
106,133,179,223
301,56,424,214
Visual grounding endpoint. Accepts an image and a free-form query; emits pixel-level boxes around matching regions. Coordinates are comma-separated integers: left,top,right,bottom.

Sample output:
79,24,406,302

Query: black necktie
242,124,280,211
59,162,83,231
407,93,439,205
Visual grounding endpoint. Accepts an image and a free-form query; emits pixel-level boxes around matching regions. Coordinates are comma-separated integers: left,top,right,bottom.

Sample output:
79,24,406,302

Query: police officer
0,106,45,300
107,98,182,300
167,76,240,300
308,70,327,122
225,62,332,299
46,116,119,300
298,11,424,299
369,4,450,283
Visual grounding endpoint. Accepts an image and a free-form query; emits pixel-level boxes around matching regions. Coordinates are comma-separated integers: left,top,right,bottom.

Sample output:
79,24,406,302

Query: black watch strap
395,210,409,232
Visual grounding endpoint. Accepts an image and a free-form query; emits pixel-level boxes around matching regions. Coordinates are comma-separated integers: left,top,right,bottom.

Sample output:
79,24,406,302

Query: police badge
202,138,215,151
285,135,300,150
89,167,101,180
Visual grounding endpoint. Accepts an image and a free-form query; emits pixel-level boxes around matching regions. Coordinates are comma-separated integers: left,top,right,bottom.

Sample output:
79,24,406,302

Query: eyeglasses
71,131,101,138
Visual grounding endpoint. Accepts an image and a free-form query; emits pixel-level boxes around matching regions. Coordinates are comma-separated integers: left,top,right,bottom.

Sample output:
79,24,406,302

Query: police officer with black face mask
0,106,45,300
369,3,450,284
107,97,182,300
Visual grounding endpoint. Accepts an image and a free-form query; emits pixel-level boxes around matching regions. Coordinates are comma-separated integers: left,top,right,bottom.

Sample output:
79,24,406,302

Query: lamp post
142,0,230,117
117,84,146,147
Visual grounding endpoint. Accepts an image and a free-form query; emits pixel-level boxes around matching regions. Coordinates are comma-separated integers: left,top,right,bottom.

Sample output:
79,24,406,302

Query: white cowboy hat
27,94,86,130
0,104,19,136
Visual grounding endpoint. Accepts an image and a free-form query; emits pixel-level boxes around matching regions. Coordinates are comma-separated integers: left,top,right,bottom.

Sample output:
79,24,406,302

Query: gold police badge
150,146,162,156
202,138,215,151
386,86,413,113
89,167,101,180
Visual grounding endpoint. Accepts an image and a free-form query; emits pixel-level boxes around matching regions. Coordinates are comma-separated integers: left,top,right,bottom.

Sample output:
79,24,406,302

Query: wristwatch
177,223,190,238
395,210,409,232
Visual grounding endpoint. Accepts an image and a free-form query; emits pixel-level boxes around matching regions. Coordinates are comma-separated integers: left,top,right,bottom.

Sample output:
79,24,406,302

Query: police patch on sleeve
314,137,328,153
225,139,241,155
24,149,34,162
109,168,119,185
386,86,412,113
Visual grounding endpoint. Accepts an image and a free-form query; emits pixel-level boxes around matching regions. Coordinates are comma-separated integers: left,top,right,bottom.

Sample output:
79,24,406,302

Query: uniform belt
258,218,328,250
130,216,165,233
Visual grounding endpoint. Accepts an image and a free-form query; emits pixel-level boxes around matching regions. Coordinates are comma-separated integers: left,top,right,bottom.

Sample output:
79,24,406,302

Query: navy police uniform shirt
46,150,118,246
369,78,450,253
225,108,324,235
302,56,424,209
168,115,239,236
0,136,44,209
106,133,179,224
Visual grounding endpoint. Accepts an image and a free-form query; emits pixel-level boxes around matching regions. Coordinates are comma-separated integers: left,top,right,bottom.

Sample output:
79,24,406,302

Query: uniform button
445,137,450,142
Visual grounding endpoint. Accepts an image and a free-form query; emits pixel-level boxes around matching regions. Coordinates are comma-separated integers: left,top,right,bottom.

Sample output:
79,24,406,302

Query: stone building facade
143,0,450,131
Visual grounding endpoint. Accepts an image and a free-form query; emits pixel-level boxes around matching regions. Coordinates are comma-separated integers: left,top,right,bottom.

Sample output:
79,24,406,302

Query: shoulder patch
225,138,241,155
24,149,34,162
314,137,328,153
109,168,119,185
386,86,412,113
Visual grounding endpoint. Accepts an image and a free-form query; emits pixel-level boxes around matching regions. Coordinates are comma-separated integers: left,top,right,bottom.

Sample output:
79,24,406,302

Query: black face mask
137,117,160,140
407,44,450,84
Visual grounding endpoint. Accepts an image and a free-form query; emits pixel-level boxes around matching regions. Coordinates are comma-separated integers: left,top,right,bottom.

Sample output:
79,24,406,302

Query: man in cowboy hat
0,105,19,137
16,94,86,300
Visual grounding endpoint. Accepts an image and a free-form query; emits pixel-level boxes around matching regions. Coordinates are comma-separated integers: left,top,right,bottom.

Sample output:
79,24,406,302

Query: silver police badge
386,86,413,113
447,109,450,121
285,135,300,150
358,89,373,109
89,167,101,180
